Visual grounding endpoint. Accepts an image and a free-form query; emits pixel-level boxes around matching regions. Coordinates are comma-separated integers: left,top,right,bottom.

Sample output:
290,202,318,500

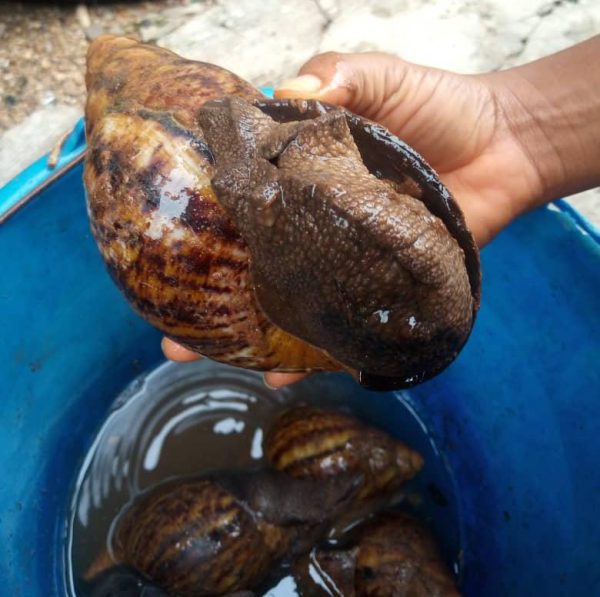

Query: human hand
160,337,314,388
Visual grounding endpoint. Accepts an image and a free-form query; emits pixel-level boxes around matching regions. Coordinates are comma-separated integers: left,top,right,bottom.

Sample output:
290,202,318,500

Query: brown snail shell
264,406,423,502
85,36,480,389
111,469,360,596
293,512,460,597
354,512,460,596
85,35,333,373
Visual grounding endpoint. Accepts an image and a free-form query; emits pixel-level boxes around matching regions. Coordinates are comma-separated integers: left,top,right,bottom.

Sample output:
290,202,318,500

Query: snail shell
264,406,423,502
112,469,360,596
85,36,480,389
293,512,460,597
112,478,282,595
85,35,333,372
354,512,460,596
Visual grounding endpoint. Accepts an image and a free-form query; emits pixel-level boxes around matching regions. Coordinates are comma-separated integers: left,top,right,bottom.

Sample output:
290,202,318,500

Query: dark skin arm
163,36,600,387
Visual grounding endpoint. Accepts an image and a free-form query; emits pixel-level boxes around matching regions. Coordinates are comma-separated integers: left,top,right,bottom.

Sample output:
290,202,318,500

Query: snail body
85,36,480,389
265,406,423,502
112,469,360,596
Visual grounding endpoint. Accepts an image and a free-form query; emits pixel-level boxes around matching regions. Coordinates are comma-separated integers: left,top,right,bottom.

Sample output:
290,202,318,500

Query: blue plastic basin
0,121,599,596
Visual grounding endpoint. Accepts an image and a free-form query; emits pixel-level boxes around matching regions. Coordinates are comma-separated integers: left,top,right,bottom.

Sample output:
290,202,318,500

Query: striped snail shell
354,512,460,597
293,512,460,597
111,469,360,596
85,35,336,374
265,406,423,502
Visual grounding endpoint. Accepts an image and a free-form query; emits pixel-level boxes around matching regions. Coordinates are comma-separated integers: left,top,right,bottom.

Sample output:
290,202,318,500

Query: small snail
111,469,361,596
85,36,480,390
265,406,423,502
293,512,460,596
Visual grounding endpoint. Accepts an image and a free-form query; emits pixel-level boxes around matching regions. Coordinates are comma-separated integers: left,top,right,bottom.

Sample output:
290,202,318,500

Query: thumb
275,51,411,122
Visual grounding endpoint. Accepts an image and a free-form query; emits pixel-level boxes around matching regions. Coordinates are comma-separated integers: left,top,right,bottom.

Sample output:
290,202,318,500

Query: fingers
275,51,411,122
162,338,310,388
161,337,202,362
264,371,310,389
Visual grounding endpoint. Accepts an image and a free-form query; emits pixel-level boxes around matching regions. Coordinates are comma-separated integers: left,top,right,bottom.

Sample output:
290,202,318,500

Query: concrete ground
0,0,598,226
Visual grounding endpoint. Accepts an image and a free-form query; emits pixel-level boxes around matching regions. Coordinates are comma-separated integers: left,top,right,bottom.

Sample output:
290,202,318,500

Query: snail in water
85,36,480,390
293,512,461,596
265,406,423,503
108,469,361,596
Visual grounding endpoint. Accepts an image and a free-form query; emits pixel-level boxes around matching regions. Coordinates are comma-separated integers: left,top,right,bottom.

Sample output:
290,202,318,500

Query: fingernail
276,74,322,95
